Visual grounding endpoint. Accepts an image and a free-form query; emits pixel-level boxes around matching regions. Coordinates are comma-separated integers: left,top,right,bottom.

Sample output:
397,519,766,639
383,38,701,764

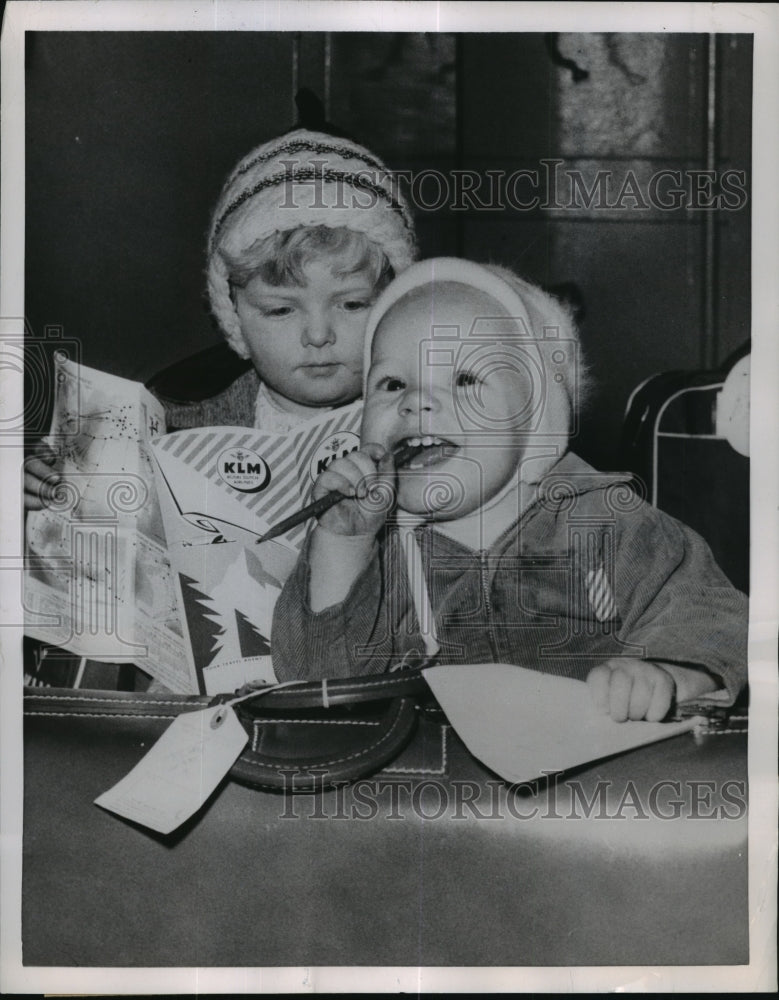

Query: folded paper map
24,356,361,693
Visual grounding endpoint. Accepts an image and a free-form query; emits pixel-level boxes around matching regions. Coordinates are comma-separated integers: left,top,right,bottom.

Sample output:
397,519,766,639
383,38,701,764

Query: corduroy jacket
271,452,747,703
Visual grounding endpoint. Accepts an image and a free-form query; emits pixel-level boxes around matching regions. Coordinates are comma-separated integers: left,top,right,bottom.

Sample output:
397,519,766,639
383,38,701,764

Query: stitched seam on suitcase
252,718,380,726
252,675,422,705
23,694,192,707
24,710,180,719
382,725,449,775
240,703,408,770
251,719,380,752
24,677,416,705
336,676,415,692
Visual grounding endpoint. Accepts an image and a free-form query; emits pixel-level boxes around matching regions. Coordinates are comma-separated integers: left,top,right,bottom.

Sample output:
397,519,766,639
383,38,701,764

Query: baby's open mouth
394,435,459,469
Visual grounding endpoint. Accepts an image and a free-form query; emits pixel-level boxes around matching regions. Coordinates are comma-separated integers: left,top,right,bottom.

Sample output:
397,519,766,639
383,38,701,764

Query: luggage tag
94,682,301,833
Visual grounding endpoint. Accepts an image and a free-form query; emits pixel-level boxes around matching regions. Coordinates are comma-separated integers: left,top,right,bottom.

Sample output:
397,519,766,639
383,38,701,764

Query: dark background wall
25,31,751,470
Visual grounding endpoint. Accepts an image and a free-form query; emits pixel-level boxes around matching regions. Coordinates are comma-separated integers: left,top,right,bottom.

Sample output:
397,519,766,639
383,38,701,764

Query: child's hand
314,443,396,537
24,440,60,512
587,658,719,722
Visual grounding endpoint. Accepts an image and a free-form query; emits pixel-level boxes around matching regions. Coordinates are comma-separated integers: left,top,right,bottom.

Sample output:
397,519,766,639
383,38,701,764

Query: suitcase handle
225,668,430,792
222,668,429,711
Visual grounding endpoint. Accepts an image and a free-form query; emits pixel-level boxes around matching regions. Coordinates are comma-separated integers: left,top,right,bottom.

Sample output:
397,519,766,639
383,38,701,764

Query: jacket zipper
477,499,541,660
479,549,499,660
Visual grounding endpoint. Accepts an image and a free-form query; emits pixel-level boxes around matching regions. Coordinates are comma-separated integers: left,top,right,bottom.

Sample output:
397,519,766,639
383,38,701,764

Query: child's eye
341,299,370,312
375,375,406,392
262,305,294,318
455,370,480,388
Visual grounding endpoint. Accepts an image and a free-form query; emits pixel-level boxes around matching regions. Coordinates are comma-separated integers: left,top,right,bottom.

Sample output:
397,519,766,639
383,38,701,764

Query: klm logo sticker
217,448,271,493
309,432,360,483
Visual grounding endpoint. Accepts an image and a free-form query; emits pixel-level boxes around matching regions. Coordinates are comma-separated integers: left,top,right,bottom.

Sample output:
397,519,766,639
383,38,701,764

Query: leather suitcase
22,680,748,968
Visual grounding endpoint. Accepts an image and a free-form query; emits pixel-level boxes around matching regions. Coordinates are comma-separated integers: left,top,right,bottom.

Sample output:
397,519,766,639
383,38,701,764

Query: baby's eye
455,370,480,388
262,305,294,318
375,375,406,392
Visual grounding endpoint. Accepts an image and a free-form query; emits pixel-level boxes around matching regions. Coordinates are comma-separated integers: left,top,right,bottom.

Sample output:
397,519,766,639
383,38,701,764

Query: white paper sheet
423,662,701,784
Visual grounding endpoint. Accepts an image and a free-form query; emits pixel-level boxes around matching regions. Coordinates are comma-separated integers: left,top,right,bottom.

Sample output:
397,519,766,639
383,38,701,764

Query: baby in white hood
271,259,747,722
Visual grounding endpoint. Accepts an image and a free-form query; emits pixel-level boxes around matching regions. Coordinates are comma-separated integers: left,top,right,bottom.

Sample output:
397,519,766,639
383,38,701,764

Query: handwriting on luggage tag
94,705,248,834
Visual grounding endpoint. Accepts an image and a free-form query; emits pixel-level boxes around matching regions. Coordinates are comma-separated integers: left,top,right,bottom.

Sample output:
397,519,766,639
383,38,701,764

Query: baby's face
233,258,376,412
362,283,535,519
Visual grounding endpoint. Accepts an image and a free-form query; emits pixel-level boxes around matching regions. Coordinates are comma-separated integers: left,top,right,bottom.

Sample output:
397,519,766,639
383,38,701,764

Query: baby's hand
587,658,719,722
313,443,395,537
24,440,60,512
587,658,676,722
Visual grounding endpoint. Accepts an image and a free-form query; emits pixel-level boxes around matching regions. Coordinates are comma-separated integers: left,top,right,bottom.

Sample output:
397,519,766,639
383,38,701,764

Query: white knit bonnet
362,257,581,450
207,129,417,357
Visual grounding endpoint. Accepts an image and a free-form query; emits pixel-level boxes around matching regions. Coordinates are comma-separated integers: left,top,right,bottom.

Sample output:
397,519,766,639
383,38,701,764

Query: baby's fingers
587,660,675,722
586,663,632,722
361,442,392,470
626,673,654,721
360,443,396,510
586,663,612,715
644,670,675,722
607,669,633,722
313,466,361,501
312,453,375,500
347,449,386,499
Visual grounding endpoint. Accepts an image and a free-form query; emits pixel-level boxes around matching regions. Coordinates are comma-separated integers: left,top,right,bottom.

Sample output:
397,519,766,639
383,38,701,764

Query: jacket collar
536,451,634,502
409,452,636,554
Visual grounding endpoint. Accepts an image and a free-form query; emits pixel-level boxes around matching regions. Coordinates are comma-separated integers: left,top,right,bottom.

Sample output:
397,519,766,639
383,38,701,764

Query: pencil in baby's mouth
256,441,425,543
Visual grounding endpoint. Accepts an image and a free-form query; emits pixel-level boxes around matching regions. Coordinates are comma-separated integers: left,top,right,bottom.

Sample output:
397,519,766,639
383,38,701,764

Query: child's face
362,283,534,519
233,259,376,412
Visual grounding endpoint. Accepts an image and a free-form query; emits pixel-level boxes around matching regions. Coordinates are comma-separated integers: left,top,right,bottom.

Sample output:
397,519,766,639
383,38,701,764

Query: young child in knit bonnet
187,127,417,433
271,258,747,722
24,128,416,505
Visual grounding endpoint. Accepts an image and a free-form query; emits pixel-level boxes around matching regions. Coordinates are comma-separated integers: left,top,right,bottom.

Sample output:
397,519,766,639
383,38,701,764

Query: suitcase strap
24,671,430,793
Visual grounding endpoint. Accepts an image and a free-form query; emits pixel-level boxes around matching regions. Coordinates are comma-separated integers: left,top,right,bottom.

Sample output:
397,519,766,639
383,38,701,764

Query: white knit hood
362,257,577,482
